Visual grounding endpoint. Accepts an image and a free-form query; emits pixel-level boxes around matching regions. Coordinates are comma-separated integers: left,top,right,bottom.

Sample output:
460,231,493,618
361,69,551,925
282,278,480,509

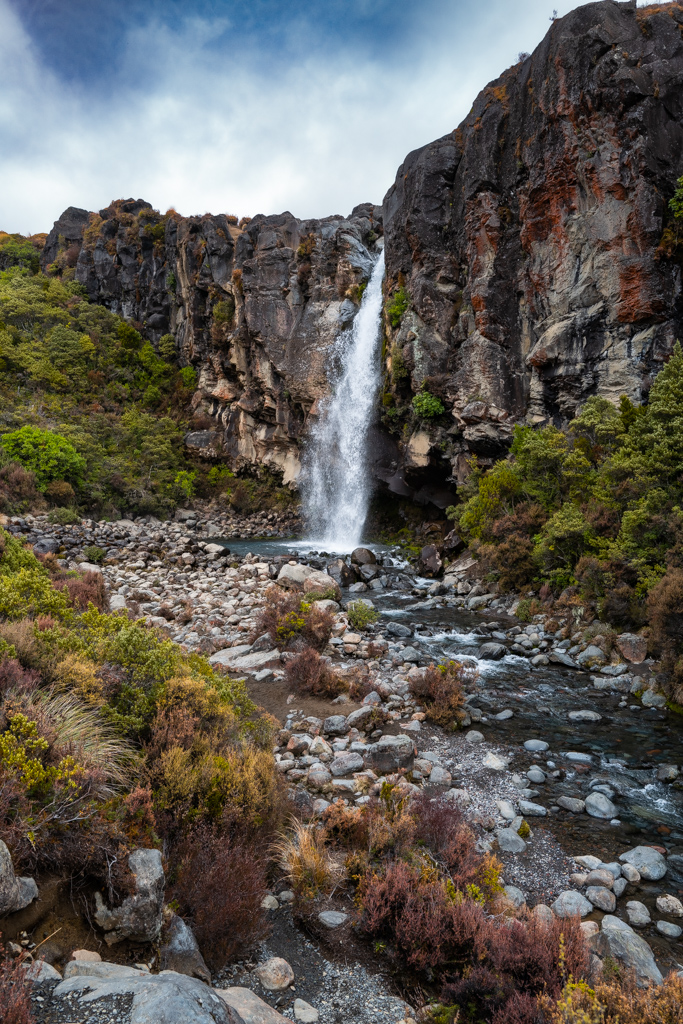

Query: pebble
318,911,348,929
253,957,295,991
656,894,683,917
465,730,484,744
523,740,549,752
294,998,320,1022
656,921,683,938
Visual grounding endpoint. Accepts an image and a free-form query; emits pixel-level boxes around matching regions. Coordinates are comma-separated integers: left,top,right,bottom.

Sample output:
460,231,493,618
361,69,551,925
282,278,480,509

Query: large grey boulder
160,911,211,984
591,919,663,987
363,734,414,773
276,564,341,601
94,848,165,945
585,792,617,819
0,839,38,917
218,987,287,1023
52,964,242,1023
551,891,592,918
497,828,527,854
619,846,667,881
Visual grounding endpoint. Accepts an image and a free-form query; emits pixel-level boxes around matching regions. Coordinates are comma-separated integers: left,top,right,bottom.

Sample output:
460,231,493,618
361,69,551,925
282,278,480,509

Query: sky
1,0,603,234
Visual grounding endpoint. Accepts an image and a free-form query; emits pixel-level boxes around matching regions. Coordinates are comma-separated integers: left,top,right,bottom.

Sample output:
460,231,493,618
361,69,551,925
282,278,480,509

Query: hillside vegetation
448,343,683,699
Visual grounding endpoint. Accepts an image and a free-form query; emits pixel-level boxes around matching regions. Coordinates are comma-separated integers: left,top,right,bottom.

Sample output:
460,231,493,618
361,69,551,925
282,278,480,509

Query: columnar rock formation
42,1,683,499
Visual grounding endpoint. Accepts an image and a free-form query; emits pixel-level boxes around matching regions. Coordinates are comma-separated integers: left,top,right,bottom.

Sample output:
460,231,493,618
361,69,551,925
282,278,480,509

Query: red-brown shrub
647,568,683,696
0,463,39,514
410,661,469,729
0,942,33,1024
44,480,75,507
55,571,108,611
284,647,346,698
411,793,480,888
0,658,40,698
170,828,269,967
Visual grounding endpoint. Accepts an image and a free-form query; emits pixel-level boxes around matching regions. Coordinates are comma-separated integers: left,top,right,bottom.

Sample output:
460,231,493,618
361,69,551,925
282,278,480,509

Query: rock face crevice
382,0,683,479
41,2,683,500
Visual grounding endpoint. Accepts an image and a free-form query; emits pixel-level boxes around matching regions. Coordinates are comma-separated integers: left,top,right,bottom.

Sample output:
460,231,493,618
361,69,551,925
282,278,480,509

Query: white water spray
303,250,385,550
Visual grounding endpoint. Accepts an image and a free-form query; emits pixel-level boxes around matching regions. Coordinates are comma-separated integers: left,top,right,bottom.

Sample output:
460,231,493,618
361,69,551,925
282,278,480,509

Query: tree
619,341,683,488
0,426,86,488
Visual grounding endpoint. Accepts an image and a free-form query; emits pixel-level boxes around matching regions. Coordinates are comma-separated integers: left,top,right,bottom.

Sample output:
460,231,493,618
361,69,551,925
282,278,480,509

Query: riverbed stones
586,886,616,912
552,891,592,918
0,839,38,916
526,767,546,784
496,800,516,820
497,828,527,854
626,901,651,928
478,643,506,660
318,911,348,928
323,715,348,737
557,796,585,813
585,792,617,819
465,730,484,744
564,752,593,764
220,987,287,1024
594,918,663,986
518,799,546,817
294,998,319,1023
363,734,414,773
620,863,641,883
254,957,294,991
656,920,682,938
619,846,668,880
567,710,602,723
386,621,412,638
426,765,452,789
483,752,509,770
523,740,548,752
585,869,615,889
656,894,683,917
576,646,606,668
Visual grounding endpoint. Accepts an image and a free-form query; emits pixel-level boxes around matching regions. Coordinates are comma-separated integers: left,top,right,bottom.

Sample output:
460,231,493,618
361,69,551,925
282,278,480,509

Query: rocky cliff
41,200,382,487
382,0,683,485
42,1,683,505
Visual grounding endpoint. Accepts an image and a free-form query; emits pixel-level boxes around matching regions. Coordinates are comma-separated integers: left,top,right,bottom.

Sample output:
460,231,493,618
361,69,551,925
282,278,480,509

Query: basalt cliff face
382,0,683,486
43,1,683,504
42,201,382,487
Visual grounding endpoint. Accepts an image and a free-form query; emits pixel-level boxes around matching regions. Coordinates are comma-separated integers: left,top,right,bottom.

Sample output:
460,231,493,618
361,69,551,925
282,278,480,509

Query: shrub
284,648,346,698
82,545,106,564
0,426,86,488
178,365,197,389
387,286,410,328
254,588,334,652
44,479,75,506
170,828,269,967
273,818,341,899
346,600,379,631
48,506,80,525
412,389,445,419
0,658,40,699
647,568,683,695
0,568,72,621
0,462,39,514
57,570,108,611
410,661,469,730
0,942,33,1024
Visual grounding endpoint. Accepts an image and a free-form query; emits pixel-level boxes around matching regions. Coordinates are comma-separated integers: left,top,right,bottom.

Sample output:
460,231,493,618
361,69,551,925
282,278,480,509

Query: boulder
567,710,602,722
94,848,164,945
303,574,342,602
323,715,348,736
551,891,592,918
363,734,414,773
351,547,376,565
345,706,374,730
0,839,38,916
523,740,548,752
615,633,648,664
504,885,526,908
586,886,616,912
497,828,527,854
318,911,348,928
276,563,341,601
585,792,617,819
27,961,62,983
53,963,241,1023
656,920,682,938
557,796,585,813
417,545,442,577
626,901,651,928
386,621,412,638
478,643,506,661
656,894,683,917
619,846,667,881
293,998,319,1023
326,559,358,587
576,645,607,667
329,752,364,777
253,957,294,991
591,920,662,987
160,911,211,983
219,987,287,1024
465,730,484,744
518,800,546,817
33,537,60,556
584,869,615,889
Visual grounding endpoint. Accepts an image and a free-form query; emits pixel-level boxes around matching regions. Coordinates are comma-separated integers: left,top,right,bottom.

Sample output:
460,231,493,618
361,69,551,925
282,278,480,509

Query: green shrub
387,286,410,328
178,366,197,389
49,506,81,525
0,567,72,620
347,600,379,630
0,426,86,488
83,545,106,564
412,389,445,419
158,333,176,361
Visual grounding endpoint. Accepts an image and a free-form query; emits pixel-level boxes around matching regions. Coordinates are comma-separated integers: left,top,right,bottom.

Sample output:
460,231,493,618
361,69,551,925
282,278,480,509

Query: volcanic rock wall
382,0,683,483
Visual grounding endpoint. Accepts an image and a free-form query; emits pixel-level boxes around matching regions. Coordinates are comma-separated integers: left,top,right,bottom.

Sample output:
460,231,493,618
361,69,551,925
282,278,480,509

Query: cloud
0,0,577,233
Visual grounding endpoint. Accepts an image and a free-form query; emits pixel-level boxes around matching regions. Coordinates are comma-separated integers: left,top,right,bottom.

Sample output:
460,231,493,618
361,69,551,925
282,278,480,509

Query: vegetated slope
447,342,683,701
380,0,683,494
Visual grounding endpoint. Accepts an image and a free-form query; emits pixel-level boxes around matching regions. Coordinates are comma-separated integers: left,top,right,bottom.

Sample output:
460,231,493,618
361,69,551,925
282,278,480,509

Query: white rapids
302,249,385,550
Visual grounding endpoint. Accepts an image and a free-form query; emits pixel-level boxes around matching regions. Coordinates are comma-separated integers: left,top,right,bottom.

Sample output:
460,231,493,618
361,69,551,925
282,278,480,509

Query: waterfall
302,249,385,550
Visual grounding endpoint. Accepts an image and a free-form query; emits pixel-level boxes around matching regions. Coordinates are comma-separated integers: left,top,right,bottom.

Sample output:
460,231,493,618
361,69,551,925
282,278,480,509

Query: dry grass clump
284,648,347,698
272,818,342,899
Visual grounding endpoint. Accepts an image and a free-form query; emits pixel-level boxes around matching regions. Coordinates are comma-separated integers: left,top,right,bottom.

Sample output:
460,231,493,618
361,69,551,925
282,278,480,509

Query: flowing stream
302,250,385,550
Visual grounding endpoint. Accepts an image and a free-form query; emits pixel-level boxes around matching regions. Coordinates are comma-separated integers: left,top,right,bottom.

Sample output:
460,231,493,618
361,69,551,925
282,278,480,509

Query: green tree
0,426,86,488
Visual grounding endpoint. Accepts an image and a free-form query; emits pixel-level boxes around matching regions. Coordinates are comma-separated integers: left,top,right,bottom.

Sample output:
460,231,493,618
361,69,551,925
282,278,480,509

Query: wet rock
497,829,527,854
523,740,548,752
318,911,348,928
326,559,358,588
615,633,648,664
0,839,38,916
592,919,662,987
552,891,592,918
478,643,506,661
586,886,616,912
400,646,421,663
619,846,667,881
94,848,164,945
386,622,413,638
526,767,545,784
585,793,617,819
549,652,577,668
612,878,628,898
557,796,585,813
351,547,376,565
253,957,294,991
567,710,602,723
657,764,680,782
564,752,593,765
518,799,546,817
160,911,211,983
417,545,442,577
656,920,682,938
626,901,651,928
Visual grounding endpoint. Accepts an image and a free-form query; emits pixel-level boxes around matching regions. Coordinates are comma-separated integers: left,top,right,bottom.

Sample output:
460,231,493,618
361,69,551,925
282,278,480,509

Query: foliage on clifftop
448,343,683,695
0,253,202,519
0,529,280,953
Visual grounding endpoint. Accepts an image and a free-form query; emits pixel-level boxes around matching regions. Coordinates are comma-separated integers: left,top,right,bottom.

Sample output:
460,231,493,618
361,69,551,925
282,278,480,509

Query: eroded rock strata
42,1,683,499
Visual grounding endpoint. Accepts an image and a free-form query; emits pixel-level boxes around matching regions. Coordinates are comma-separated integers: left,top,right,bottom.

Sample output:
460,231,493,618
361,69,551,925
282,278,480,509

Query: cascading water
302,249,385,550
